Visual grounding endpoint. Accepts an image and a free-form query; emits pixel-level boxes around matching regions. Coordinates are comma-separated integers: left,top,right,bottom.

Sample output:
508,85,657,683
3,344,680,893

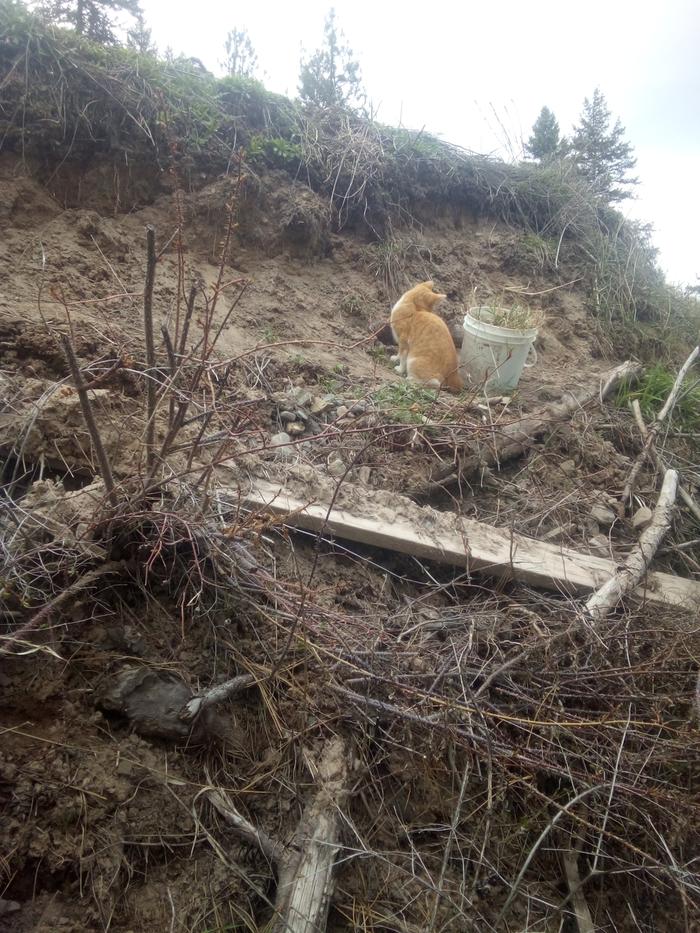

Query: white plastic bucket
460,306,538,393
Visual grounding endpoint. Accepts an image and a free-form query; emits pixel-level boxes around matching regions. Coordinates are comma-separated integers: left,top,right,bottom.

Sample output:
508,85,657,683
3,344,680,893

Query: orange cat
389,281,463,392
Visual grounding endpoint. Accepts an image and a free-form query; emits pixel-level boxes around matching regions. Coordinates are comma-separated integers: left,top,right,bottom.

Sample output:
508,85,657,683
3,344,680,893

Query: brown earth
1,153,698,932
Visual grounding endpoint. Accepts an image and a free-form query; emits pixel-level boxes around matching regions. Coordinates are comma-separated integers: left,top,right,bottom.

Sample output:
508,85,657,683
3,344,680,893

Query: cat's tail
445,367,464,394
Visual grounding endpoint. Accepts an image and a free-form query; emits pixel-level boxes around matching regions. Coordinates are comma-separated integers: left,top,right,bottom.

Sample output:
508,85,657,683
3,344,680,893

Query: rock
560,459,576,476
350,401,367,414
279,410,297,422
310,395,338,415
286,421,306,435
336,405,349,418
291,387,314,407
357,466,372,485
591,504,617,527
588,534,609,555
541,522,575,542
327,456,346,477
295,409,309,422
632,506,653,531
270,431,294,460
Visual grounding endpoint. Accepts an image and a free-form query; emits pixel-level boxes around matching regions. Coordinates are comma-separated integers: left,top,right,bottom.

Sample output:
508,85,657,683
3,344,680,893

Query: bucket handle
523,344,538,369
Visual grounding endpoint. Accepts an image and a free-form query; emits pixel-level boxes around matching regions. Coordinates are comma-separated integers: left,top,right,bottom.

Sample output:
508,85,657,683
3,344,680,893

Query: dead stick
621,346,699,510
272,735,348,933
180,673,257,721
143,226,157,471
560,839,595,933
60,335,117,506
586,468,679,622
631,399,700,524
0,561,124,655
415,360,641,498
203,785,285,866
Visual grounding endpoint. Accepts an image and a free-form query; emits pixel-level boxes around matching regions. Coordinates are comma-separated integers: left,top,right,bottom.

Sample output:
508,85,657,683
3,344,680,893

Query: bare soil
1,154,698,932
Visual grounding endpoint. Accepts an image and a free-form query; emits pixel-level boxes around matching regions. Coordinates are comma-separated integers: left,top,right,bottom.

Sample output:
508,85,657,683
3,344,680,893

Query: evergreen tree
38,0,141,44
221,27,258,78
298,8,365,110
571,88,638,201
126,11,156,55
525,106,562,162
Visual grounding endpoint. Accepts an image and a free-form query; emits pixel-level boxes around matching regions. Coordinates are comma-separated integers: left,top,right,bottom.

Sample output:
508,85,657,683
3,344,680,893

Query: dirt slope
2,154,698,933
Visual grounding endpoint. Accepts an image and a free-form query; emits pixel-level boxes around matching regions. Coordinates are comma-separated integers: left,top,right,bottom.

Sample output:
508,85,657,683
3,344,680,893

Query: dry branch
204,786,285,866
631,398,700,524
560,840,595,933
203,737,349,933
414,360,640,498
272,735,348,933
586,469,679,622
0,560,124,655
180,673,257,721
60,334,117,505
621,346,699,510
143,225,158,471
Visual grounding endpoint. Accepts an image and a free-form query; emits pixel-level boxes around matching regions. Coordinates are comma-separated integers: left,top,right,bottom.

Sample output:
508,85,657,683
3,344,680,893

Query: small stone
291,387,314,407
279,410,297,422
350,401,367,414
560,459,576,476
327,457,346,477
286,421,306,435
500,396,512,405
116,758,135,777
310,395,337,415
591,504,617,527
295,409,309,422
588,534,609,555
336,405,349,418
632,506,653,531
270,432,293,460
357,466,372,485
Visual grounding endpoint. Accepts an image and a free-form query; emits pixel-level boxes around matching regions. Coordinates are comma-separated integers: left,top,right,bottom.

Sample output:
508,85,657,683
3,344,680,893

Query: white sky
140,0,699,287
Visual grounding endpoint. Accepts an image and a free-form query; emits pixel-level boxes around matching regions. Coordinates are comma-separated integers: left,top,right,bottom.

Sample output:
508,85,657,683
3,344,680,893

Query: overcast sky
140,0,699,287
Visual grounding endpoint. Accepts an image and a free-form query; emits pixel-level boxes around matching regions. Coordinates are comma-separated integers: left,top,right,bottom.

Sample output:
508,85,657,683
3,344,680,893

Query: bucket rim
465,305,539,338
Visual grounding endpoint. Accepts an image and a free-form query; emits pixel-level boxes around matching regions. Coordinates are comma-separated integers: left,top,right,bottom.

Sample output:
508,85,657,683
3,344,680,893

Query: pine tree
525,106,562,162
298,8,365,110
571,88,638,201
221,27,258,79
126,11,156,55
38,0,141,44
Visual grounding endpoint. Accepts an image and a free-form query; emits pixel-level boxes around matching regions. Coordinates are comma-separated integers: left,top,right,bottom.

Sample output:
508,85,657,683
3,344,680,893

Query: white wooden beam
241,478,700,610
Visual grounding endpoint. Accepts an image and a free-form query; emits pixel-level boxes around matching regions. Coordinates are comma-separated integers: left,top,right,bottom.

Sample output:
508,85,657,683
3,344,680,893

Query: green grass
372,381,439,423
616,363,700,431
366,344,392,365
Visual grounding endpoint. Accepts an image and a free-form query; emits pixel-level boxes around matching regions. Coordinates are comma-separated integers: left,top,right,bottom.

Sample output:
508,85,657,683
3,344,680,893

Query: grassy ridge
1,0,697,357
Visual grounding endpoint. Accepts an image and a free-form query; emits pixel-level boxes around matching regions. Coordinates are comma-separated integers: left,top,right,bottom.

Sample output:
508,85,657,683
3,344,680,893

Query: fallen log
272,735,348,933
586,469,679,622
620,345,699,512
630,398,700,525
240,476,700,611
411,360,641,500
204,736,349,933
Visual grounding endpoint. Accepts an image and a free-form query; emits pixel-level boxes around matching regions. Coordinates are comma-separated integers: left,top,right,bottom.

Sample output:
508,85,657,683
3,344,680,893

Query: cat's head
417,281,447,308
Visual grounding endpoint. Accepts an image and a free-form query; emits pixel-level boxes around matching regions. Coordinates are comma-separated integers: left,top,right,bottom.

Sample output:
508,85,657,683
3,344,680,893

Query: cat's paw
390,354,399,363
394,364,403,373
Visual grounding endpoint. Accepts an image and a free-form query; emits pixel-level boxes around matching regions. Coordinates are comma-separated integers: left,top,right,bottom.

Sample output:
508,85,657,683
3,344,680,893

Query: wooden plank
242,478,700,610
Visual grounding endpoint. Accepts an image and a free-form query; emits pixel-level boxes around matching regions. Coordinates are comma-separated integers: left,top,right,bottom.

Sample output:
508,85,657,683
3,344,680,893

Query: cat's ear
422,280,434,289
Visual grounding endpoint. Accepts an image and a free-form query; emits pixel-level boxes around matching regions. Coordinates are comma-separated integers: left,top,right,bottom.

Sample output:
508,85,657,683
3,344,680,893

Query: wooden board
242,478,700,611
